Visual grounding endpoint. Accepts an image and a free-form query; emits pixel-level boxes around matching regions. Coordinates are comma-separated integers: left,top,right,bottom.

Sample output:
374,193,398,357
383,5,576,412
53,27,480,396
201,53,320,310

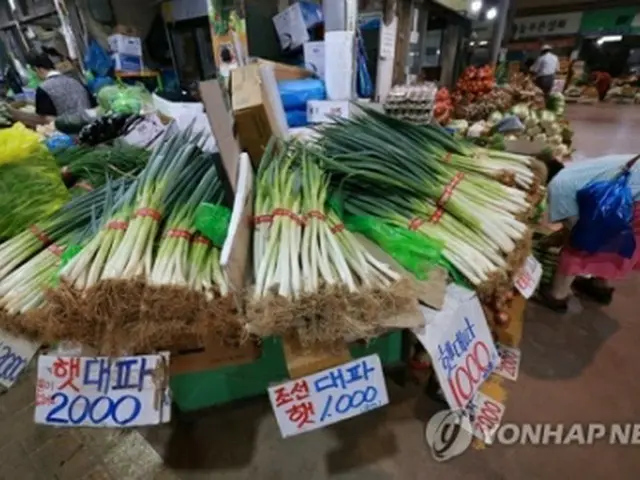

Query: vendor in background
536,154,640,313
591,69,612,101
25,50,95,119
530,45,559,97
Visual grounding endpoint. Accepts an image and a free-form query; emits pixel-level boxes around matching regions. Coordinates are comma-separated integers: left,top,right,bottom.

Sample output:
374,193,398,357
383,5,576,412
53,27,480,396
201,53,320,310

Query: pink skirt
558,202,640,280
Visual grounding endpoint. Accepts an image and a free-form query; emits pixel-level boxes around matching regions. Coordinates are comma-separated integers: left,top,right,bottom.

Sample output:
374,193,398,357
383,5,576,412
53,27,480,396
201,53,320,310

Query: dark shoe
572,277,614,305
533,288,569,313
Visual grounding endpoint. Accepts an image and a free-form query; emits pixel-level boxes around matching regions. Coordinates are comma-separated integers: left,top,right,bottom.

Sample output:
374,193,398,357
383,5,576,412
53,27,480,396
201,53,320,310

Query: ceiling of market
513,0,639,15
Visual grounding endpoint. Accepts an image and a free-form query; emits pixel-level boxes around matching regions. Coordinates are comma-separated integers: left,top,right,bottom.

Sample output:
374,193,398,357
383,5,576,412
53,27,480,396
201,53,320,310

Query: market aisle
1,105,640,480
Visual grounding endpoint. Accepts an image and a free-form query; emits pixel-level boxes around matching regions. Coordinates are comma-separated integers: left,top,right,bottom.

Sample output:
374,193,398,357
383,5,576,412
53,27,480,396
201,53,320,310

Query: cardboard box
324,31,356,100
303,41,325,78
504,138,547,156
230,63,288,168
307,99,351,123
272,1,323,50
254,58,314,81
108,34,143,56
112,53,143,72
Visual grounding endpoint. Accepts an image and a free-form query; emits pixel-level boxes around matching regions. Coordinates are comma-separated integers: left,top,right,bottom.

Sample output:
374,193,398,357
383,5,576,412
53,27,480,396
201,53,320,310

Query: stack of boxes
272,0,361,126
108,33,143,73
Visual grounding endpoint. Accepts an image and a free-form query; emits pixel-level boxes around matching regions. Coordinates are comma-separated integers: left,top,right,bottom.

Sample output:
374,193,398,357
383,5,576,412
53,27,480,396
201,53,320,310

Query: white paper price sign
415,285,499,410
514,255,542,299
35,353,171,428
0,329,40,388
268,354,389,438
463,391,506,444
494,344,522,381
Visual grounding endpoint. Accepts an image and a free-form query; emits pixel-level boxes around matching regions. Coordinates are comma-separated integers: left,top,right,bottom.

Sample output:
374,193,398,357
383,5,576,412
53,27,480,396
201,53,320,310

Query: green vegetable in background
0,149,70,240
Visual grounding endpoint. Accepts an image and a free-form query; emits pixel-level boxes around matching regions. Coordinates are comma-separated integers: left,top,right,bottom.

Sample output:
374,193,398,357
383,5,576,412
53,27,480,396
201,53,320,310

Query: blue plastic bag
285,109,308,127
84,41,112,77
278,78,325,110
570,158,639,258
45,134,75,151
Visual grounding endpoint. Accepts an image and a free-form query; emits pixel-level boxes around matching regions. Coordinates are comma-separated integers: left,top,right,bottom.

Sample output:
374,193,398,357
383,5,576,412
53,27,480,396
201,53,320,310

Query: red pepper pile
434,87,453,125
454,65,496,103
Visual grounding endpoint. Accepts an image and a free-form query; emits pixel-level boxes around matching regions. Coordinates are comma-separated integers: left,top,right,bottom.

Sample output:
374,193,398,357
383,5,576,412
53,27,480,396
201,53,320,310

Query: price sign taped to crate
415,284,499,411
463,391,506,444
0,329,39,388
34,353,171,428
514,255,542,299
268,354,389,438
494,344,522,381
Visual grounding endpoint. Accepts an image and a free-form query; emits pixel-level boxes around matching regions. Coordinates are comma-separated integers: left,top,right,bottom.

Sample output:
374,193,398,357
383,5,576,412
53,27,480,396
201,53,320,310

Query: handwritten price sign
463,391,506,444
34,353,171,428
514,255,542,299
268,354,389,438
0,329,40,388
416,285,499,410
494,344,522,381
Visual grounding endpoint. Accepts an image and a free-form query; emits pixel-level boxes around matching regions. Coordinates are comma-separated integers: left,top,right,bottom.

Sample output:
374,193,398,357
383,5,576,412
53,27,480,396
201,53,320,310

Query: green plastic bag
50,244,83,287
346,215,445,280
194,203,232,248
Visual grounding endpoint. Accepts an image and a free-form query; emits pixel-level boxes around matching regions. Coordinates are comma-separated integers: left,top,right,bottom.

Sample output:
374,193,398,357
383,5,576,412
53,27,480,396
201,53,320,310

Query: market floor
1,104,640,480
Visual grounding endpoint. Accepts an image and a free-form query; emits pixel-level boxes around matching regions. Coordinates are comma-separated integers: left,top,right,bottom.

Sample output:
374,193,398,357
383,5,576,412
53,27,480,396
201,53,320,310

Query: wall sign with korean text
34,353,171,428
268,354,389,438
512,12,583,39
415,285,499,411
0,329,40,389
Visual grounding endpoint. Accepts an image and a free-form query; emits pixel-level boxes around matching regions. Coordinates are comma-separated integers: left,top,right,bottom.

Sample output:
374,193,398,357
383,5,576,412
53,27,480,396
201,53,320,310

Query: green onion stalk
101,128,203,280
249,140,415,343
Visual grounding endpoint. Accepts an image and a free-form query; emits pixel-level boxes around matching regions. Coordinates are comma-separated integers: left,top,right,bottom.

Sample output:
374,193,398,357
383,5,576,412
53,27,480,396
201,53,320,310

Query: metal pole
488,0,510,65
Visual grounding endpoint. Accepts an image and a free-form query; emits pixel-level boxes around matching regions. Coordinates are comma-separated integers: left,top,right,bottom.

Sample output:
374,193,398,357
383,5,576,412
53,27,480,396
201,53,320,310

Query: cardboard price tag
415,285,500,410
494,344,522,381
0,329,39,388
463,391,506,444
34,353,171,428
514,255,542,299
268,354,389,438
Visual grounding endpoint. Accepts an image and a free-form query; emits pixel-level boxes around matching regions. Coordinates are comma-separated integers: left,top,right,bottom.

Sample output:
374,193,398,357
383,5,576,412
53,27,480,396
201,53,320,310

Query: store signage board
0,329,39,388
463,391,506,444
433,0,469,14
513,255,542,300
580,7,640,36
414,284,499,411
34,353,171,428
268,354,389,438
512,12,583,39
494,344,521,382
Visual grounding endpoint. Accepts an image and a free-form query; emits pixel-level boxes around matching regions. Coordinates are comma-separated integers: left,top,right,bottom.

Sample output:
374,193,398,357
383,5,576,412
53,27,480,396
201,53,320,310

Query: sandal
533,288,569,313
572,277,614,305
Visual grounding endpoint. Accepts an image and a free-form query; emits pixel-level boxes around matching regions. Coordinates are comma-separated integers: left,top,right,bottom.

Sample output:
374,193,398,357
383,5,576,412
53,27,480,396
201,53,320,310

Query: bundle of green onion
42,129,238,354
314,109,542,296
249,140,416,345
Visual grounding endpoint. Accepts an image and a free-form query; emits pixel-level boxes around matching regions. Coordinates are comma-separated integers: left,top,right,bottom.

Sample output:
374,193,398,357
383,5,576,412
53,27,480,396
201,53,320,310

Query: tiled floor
1,104,640,479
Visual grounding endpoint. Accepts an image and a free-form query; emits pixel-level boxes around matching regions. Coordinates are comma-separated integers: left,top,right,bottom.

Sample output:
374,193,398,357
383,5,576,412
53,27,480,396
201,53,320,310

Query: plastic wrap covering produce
278,78,326,110
570,159,639,259
0,123,43,166
345,215,444,281
97,84,151,114
0,146,70,239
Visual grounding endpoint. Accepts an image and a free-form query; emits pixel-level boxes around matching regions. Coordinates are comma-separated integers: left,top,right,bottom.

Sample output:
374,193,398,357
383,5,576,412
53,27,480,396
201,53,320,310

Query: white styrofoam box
272,2,323,50
112,53,143,72
323,0,357,32
108,34,143,56
324,31,355,100
303,41,325,78
307,100,351,123
152,93,204,119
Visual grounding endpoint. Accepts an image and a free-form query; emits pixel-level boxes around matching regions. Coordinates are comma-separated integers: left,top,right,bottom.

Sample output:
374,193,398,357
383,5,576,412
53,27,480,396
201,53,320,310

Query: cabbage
488,111,503,125
467,121,487,138
527,125,542,136
539,110,557,127
524,115,538,129
544,122,562,136
534,133,547,143
548,134,563,146
447,119,469,134
511,104,530,121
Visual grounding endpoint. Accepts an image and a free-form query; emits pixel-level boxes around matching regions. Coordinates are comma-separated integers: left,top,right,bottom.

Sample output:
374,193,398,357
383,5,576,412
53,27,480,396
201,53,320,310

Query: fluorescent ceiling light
471,1,483,13
596,35,623,45
486,7,498,21
479,40,488,46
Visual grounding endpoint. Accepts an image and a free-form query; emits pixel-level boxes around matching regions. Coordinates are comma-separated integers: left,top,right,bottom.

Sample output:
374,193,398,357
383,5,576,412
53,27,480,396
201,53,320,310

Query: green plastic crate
170,332,403,412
